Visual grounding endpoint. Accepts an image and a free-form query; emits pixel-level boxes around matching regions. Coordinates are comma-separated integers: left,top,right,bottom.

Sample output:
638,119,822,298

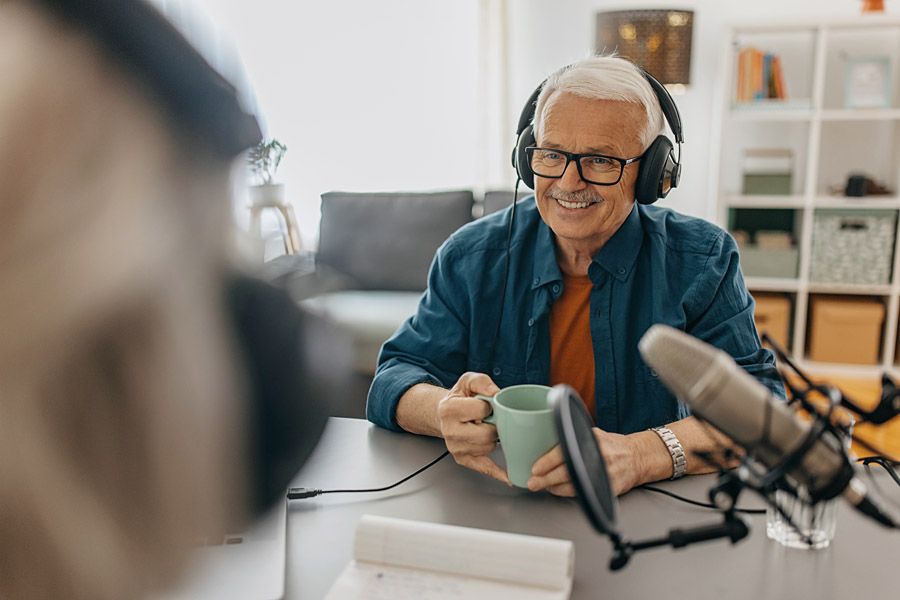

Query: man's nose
558,159,586,189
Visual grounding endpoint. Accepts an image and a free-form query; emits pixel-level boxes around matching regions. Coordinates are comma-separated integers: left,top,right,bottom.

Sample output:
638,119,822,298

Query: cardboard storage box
808,296,885,364
753,293,791,351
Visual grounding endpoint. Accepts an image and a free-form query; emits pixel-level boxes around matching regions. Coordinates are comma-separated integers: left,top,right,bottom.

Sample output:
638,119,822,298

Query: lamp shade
595,9,693,86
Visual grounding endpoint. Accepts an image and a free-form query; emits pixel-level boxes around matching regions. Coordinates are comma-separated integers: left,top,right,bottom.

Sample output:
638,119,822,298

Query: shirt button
617,267,626,275
651,369,659,378
492,367,502,376
528,318,535,327
552,283,560,294
533,277,540,286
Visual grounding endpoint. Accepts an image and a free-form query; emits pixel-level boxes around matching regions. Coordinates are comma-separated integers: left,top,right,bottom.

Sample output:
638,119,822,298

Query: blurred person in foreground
0,1,343,599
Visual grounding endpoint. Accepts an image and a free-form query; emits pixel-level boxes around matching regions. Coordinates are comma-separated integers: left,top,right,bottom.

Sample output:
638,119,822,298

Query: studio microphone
638,324,897,529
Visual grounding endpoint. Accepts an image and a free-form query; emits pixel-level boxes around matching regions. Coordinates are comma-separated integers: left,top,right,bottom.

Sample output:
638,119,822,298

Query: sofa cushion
300,290,422,374
317,190,474,291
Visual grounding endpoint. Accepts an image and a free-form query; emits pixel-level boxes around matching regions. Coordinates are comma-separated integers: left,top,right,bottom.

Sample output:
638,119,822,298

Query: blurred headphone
32,0,341,514
511,67,684,204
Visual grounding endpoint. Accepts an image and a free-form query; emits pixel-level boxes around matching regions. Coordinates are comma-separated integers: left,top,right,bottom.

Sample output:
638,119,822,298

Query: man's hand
437,372,511,486
527,428,645,497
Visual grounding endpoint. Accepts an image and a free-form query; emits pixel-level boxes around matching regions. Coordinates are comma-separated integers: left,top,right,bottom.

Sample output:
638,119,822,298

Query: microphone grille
638,324,723,398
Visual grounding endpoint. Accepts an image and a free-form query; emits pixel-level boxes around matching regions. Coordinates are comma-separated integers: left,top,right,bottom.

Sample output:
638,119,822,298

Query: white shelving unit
715,15,900,377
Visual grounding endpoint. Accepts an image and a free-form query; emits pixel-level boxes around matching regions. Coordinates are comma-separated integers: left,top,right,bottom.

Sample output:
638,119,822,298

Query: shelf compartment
822,26,900,110
721,121,811,197
731,207,802,279
809,208,897,285
731,28,818,107
806,294,886,365
816,120,900,198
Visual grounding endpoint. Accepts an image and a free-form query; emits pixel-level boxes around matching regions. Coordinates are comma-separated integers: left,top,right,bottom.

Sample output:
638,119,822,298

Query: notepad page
349,515,573,591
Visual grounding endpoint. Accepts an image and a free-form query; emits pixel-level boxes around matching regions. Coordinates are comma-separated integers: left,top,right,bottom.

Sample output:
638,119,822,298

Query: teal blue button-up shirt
367,199,784,433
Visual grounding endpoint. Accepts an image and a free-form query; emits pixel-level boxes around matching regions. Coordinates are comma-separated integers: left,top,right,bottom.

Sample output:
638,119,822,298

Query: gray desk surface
286,418,900,599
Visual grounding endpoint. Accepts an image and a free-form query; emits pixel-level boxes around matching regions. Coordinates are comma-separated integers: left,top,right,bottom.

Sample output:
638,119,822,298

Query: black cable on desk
640,485,766,515
287,450,451,499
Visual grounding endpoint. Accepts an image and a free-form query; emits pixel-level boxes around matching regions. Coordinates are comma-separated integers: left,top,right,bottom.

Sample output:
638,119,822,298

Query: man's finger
457,455,511,485
458,372,501,398
531,444,564,476
545,482,576,497
526,462,570,492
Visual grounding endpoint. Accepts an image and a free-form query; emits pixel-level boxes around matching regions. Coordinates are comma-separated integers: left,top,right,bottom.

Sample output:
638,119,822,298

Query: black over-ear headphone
511,67,684,204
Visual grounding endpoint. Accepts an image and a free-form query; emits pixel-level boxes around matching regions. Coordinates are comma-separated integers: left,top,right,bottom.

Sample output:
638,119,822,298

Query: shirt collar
530,201,644,288
592,202,643,282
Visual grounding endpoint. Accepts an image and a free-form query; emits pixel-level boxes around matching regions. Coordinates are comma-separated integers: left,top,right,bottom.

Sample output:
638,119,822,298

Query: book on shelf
735,46,789,104
325,514,575,600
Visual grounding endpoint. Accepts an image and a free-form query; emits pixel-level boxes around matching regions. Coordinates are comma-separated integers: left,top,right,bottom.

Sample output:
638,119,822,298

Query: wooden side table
248,199,303,255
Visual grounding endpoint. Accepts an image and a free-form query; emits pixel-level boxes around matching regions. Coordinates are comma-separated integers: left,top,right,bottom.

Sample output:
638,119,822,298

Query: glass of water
765,399,855,549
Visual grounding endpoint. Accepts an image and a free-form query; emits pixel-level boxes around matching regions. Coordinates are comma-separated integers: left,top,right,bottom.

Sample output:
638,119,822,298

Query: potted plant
247,138,288,205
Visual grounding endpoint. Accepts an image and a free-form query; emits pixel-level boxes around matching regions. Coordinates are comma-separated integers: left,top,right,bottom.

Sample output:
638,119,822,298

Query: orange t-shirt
549,272,596,419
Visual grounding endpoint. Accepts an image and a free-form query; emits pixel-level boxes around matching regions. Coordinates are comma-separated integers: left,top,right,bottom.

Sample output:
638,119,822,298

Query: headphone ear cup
634,135,674,204
515,124,536,190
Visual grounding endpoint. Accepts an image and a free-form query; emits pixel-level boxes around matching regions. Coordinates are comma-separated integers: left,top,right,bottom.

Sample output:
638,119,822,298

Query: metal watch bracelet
650,426,686,480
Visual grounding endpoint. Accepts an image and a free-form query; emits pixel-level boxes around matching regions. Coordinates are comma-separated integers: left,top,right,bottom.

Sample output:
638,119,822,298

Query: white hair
532,54,666,152
0,3,246,599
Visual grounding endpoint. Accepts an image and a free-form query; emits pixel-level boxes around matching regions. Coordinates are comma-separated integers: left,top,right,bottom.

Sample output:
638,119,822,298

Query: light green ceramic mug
476,384,559,488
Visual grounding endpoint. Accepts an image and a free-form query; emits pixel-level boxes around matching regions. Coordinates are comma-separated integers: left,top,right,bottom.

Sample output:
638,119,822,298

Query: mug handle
475,394,497,424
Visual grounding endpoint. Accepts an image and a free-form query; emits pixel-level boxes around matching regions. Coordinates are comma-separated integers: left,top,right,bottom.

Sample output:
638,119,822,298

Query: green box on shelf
741,148,793,195
740,246,799,279
742,173,792,195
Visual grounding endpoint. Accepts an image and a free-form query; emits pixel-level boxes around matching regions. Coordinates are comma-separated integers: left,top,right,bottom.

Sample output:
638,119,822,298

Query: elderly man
367,55,784,496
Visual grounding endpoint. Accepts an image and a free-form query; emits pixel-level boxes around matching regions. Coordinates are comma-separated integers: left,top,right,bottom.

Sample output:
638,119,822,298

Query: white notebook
325,515,575,600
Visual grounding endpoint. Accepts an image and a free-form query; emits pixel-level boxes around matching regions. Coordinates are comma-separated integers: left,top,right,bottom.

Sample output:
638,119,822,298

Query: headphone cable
287,450,451,499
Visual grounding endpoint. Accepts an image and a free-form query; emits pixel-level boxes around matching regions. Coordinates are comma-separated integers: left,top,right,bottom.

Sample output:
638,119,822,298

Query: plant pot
249,183,285,206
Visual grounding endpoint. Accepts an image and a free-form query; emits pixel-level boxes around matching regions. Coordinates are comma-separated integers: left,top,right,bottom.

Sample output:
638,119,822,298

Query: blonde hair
533,54,666,152
0,3,246,599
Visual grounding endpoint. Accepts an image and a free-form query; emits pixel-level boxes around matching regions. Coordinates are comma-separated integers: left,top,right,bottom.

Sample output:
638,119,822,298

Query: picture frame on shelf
845,56,892,109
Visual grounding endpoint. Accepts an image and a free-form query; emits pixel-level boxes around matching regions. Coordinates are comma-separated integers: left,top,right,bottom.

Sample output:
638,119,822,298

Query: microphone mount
607,474,750,570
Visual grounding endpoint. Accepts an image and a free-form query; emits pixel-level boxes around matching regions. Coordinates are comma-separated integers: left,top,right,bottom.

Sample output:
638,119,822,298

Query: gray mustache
545,189,603,204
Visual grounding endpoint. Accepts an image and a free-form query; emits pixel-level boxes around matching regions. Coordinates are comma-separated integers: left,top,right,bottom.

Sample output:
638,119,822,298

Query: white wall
158,0,898,248
156,0,481,248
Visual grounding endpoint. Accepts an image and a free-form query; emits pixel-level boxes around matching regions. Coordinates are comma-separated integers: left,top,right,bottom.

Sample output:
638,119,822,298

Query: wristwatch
650,426,686,480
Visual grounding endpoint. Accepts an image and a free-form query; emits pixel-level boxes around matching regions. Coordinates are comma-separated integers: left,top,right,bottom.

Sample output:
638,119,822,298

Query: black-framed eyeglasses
525,147,643,186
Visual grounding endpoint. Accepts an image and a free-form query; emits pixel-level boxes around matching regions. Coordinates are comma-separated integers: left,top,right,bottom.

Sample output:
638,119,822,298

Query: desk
286,418,900,599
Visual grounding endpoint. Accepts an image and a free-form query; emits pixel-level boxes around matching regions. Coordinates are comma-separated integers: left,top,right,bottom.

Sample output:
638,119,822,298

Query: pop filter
551,383,758,569
550,384,622,543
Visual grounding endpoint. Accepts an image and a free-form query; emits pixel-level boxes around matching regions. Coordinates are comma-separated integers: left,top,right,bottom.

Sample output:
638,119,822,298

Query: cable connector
287,487,322,500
